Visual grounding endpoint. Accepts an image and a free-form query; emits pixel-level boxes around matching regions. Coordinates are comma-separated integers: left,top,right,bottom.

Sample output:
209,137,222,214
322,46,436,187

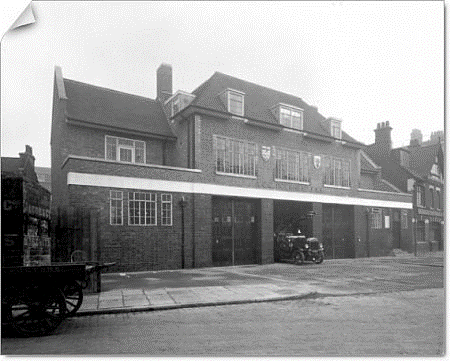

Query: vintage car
274,232,325,265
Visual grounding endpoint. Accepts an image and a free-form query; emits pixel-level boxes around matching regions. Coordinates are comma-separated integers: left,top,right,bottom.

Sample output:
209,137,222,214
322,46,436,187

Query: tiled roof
63,79,176,139
408,143,440,178
190,72,362,145
360,151,380,172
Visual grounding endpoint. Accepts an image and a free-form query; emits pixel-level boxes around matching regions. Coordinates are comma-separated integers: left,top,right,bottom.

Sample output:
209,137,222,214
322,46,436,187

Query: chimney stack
409,129,422,147
374,121,393,153
156,63,172,103
19,145,35,170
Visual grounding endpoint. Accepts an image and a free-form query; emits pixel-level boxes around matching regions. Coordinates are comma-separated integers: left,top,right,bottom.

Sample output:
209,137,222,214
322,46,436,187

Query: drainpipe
365,208,370,258
413,183,417,257
179,197,187,268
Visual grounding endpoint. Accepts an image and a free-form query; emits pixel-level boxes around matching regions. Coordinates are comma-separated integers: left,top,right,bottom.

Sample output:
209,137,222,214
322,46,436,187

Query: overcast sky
1,1,444,167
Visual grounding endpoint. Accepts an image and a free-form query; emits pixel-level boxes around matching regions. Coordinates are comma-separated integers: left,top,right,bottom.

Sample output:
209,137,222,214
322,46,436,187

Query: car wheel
315,251,324,264
293,251,305,265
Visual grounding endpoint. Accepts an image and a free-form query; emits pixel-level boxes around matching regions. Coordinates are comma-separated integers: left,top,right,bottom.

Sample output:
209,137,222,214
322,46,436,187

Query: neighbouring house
51,64,413,272
366,123,444,253
35,166,52,192
1,146,51,266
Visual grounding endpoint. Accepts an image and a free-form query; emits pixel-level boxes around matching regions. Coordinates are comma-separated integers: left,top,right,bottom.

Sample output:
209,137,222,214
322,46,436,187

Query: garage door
322,204,355,259
212,197,257,266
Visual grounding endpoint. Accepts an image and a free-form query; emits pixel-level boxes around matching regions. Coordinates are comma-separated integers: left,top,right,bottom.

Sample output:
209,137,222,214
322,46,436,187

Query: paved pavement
77,251,443,317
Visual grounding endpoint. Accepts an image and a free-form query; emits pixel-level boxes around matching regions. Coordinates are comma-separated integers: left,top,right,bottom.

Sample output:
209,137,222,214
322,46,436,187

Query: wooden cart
1,263,104,337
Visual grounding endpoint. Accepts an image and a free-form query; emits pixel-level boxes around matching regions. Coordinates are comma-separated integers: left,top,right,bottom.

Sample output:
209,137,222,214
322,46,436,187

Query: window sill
324,184,351,190
215,171,257,179
62,155,202,173
275,178,310,186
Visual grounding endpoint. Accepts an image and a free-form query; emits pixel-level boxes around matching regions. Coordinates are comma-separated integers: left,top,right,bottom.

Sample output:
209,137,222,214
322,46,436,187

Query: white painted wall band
67,172,413,209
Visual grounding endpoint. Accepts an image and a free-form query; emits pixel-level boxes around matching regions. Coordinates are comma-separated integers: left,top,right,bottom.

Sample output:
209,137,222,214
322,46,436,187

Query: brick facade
51,65,416,272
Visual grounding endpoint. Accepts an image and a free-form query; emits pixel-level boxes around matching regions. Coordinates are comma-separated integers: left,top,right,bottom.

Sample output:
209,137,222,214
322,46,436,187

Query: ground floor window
109,190,174,226
371,208,382,229
416,221,425,243
110,191,123,225
128,192,157,226
401,210,408,229
161,194,173,226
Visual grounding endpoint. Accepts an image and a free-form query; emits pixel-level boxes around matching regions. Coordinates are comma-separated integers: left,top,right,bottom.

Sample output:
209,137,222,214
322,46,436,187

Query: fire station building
51,64,413,272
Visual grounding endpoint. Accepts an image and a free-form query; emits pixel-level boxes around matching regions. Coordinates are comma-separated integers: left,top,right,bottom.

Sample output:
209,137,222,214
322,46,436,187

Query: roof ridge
212,71,309,105
64,78,156,102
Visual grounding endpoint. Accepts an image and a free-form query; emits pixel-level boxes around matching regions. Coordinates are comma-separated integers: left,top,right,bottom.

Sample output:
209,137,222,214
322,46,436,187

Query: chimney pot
377,123,380,129
386,121,390,127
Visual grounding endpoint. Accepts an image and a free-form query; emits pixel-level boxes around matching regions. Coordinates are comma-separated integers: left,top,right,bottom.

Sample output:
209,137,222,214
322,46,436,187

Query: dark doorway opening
273,200,313,237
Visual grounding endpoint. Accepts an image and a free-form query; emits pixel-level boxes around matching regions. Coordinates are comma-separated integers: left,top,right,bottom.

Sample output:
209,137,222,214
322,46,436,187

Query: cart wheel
7,288,67,337
63,281,83,316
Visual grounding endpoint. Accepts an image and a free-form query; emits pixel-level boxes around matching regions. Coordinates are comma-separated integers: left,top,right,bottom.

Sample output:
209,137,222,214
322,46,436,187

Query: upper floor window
279,106,304,130
430,163,442,182
399,149,410,168
429,187,435,209
227,90,245,116
416,185,425,207
323,156,351,188
330,119,342,140
436,188,441,209
166,91,195,117
106,136,145,164
274,147,310,183
214,135,257,177
110,191,123,225
37,173,51,183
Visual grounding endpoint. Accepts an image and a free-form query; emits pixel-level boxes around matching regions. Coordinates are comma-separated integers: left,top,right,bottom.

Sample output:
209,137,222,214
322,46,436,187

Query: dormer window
272,103,303,130
399,149,410,168
165,90,195,117
227,90,245,116
330,118,342,140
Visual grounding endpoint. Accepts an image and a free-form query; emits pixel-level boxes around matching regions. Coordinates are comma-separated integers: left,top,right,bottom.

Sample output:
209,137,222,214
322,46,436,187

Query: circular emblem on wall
313,155,321,169
261,146,271,161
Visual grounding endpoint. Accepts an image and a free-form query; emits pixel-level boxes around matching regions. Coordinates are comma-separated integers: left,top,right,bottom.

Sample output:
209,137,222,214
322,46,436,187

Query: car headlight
304,244,309,248
319,243,323,248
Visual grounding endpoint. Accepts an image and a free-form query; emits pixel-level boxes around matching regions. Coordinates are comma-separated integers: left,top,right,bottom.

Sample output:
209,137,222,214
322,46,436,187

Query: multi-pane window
416,185,425,207
401,210,408,229
110,191,123,225
106,136,145,164
436,188,441,209
371,208,382,229
214,135,257,176
280,106,303,130
161,194,172,226
323,157,351,187
429,187,435,209
274,148,310,183
330,119,341,139
128,192,156,226
228,91,244,116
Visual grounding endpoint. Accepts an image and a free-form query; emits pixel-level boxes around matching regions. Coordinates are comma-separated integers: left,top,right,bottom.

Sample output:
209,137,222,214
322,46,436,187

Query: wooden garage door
212,198,257,266
322,205,355,259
